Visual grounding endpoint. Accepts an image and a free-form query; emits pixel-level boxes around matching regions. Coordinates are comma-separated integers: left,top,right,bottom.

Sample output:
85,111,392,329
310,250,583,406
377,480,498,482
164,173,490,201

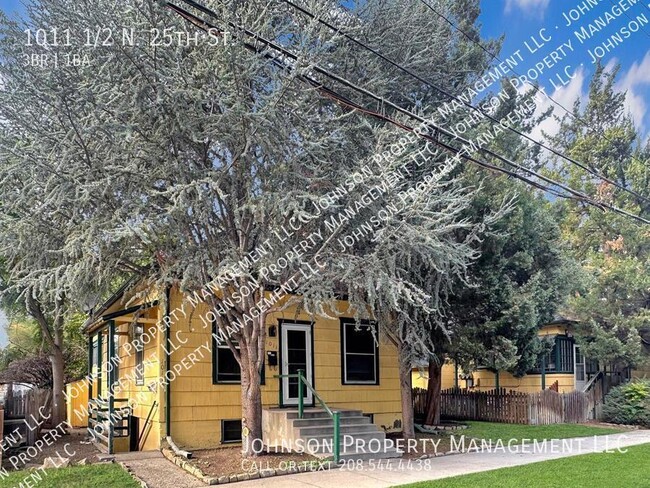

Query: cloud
615,50,650,135
529,66,588,141
504,0,550,17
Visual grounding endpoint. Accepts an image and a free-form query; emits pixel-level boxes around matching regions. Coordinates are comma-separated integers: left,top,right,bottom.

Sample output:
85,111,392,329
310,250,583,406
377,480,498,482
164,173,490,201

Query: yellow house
79,283,402,454
412,319,609,394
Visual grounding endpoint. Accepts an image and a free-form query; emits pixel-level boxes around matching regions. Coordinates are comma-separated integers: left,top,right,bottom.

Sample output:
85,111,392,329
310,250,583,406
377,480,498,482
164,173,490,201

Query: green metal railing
275,369,341,463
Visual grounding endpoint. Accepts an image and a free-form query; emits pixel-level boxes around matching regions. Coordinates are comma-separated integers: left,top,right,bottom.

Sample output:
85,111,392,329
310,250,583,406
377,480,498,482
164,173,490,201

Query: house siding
166,287,402,450
411,361,458,390
414,323,578,394
87,287,165,452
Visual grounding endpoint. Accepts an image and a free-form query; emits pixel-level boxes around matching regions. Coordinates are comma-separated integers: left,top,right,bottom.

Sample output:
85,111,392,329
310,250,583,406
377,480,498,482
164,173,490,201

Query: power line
166,2,593,201
167,0,649,224
165,0,650,225
282,0,650,208
418,0,650,209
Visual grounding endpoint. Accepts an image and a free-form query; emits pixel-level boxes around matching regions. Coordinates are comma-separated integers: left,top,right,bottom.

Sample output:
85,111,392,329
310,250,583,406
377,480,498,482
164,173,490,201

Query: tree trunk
240,341,263,458
398,342,415,440
424,360,442,426
50,346,66,427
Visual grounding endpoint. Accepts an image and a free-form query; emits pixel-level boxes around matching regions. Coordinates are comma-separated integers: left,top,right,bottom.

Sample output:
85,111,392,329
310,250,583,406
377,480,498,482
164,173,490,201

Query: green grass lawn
462,421,626,443
0,464,139,488
399,442,650,487
412,421,628,456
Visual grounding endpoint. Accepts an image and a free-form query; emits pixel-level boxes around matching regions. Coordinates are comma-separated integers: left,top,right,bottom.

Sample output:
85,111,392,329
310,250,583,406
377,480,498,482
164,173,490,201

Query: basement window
221,419,242,443
340,319,379,385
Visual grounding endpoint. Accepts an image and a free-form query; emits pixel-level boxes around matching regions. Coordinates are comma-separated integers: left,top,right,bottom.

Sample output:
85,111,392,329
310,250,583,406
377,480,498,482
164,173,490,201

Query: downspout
163,285,190,457
165,285,172,437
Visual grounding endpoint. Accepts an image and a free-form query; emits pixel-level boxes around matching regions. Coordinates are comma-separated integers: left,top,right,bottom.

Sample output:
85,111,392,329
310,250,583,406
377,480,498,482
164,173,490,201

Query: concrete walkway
234,430,650,488
116,451,204,488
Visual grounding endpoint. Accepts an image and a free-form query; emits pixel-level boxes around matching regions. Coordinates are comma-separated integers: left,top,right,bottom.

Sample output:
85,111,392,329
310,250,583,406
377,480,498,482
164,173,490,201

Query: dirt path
116,451,205,488
2,428,102,471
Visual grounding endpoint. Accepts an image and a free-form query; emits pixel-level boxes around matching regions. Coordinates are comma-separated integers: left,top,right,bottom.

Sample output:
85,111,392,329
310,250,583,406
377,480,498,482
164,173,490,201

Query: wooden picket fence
2,386,52,446
414,376,606,425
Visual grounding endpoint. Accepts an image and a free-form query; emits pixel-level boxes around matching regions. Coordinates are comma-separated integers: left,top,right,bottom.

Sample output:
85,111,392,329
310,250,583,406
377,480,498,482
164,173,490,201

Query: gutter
82,301,159,336
81,277,139,332
165,285,172,437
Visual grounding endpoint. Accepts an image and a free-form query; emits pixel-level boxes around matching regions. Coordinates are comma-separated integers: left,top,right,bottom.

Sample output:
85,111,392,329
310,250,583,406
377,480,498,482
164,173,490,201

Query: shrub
602,379,650,427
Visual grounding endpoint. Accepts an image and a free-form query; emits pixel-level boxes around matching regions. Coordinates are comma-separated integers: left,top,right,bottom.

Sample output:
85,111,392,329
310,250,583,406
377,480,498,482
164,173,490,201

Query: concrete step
264,407,403,462
284,409,363,420
303,432,387,453
297,423,379,437
292,416,371,428
337,448,403,461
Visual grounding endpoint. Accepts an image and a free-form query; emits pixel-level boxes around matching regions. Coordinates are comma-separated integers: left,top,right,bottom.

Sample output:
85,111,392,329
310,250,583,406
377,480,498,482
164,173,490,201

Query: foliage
410,77,579,376
0,355,53,387
0,319,43,370
61,313,90,381
445,178,579,376
0,314,88,383
549,63,650,369
602,379,650,427
0,0,503,451
419,80,579,425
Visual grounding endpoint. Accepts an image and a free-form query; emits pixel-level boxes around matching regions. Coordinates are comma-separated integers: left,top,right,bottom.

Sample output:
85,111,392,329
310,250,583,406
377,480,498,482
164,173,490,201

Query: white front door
574,344,586,391
281,322,313,406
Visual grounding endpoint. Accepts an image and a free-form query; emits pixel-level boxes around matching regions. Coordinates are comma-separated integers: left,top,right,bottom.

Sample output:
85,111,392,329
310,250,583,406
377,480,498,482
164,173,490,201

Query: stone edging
119,461,150,488
596,422,640,430
161,448,336,485
413,449,465,460
427,424,468,431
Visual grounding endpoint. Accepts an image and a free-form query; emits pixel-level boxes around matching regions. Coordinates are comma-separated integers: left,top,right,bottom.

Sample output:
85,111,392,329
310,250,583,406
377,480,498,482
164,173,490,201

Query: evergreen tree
550,64,650,371
421,79,578,425
1,0,498,451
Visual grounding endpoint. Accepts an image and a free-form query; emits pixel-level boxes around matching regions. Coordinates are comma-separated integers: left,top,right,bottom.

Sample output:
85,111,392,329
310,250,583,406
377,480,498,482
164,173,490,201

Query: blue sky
479,0,650,138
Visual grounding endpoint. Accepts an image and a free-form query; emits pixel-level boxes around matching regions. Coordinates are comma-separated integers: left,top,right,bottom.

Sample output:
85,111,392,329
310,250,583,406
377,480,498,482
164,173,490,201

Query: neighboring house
81,283,402,454
412,317,644,394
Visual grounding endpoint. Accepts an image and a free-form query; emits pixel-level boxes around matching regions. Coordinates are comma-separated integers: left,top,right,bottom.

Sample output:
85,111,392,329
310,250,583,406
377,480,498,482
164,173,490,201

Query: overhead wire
418,0,650,208
282,0,650,208
164,0,650,224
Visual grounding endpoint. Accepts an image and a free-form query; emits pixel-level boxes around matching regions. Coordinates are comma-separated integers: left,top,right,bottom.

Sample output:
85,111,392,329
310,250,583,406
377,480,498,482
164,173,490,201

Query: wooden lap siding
91,294,165,452
470,370,575,393
167,288,402,449
112,311,163,452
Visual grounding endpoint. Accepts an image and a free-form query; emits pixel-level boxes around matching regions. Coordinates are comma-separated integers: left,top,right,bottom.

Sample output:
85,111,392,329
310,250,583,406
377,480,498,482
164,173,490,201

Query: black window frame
212,321,264,385
221,419,242,444
340,318,380,385
134,324,145,386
